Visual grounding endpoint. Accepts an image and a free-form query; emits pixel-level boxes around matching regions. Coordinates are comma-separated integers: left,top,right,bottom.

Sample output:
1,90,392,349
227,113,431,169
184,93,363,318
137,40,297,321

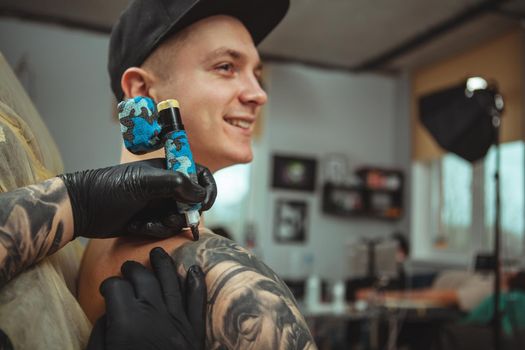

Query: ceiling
1,0,524,73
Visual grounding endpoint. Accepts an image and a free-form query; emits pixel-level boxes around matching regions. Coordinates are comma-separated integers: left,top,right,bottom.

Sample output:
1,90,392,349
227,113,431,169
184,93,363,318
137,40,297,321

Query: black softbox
419,84,498,162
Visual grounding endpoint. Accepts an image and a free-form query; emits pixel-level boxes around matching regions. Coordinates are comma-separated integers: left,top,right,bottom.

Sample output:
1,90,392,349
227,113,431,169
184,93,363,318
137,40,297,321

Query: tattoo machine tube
157,99,201,238
118,96,201,240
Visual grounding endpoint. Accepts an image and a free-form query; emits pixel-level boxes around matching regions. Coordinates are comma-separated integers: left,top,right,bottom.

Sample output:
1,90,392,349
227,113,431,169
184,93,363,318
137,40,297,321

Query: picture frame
322,183,365,217
271,154,317,192
274,199,308,243
324,153,349,185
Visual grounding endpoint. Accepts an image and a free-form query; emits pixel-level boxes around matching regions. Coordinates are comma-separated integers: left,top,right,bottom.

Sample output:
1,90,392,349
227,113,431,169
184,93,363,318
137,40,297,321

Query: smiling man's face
147,15,267,172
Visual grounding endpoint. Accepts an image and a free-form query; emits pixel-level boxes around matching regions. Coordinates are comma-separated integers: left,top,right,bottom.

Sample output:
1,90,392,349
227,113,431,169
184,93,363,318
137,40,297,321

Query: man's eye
216,63,234,73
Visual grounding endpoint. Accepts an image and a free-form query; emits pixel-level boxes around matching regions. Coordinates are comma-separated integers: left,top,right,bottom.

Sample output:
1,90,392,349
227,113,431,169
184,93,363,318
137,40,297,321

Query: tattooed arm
79,231,317,349
0,178,74,288
0,159,216,289
172,233,317,349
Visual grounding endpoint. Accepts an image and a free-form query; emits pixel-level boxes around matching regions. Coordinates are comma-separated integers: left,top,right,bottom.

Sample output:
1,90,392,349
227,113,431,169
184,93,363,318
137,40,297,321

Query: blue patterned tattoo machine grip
118,96,163,154
158,100,201,217
118,96,201,232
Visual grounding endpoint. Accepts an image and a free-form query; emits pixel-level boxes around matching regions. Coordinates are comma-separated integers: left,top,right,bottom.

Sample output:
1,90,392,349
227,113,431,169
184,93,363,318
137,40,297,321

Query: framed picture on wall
274,199,308,243
272,154,317,192
324,153,349,185
322,183,365,217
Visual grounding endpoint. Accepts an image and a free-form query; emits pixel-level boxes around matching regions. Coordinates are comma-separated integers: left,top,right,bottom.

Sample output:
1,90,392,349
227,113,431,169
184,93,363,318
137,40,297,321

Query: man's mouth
224,117,254,130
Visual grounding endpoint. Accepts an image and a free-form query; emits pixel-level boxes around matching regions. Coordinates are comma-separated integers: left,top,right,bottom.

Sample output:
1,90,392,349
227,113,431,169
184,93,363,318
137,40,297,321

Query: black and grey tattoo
0,179,68,288
171,233,317,350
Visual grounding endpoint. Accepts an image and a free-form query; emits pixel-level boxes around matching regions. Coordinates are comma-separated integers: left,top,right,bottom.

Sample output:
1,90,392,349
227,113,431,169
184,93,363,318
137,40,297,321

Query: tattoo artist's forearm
0,178,70,288
171,234,317,350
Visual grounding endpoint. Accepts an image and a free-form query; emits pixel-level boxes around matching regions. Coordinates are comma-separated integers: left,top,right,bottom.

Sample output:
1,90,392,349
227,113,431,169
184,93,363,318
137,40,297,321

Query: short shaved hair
140,24,194,81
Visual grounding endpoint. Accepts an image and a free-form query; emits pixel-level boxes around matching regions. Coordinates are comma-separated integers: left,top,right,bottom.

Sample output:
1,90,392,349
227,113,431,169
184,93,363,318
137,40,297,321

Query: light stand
466,79,505,350
467,78,505,350
489,92,504,350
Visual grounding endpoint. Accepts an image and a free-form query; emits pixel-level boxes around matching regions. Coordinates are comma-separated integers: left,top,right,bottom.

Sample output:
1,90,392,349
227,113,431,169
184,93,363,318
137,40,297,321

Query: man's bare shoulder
78,233,191,323
170,232,317,349
78,230,317,349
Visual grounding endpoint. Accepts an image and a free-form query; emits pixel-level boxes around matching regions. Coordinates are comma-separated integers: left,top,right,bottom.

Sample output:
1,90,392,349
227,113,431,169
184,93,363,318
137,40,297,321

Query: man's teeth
226,119,251,129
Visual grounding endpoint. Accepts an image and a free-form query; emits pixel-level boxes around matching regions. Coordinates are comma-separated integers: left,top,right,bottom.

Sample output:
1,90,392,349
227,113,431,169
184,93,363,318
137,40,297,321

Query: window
412,141,525,262
204,163,252,241
432,153,473,252
484,142,525,257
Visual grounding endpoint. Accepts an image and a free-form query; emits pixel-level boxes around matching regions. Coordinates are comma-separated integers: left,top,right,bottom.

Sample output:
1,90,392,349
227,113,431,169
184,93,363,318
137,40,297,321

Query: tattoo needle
190,224,200,241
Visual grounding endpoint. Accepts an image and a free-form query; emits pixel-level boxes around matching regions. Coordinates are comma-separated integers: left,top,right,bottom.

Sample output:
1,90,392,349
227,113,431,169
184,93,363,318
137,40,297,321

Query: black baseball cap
108,0,290,100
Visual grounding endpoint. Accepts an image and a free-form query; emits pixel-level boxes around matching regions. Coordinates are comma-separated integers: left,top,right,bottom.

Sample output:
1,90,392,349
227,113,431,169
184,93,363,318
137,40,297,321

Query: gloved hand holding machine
118,96,203,240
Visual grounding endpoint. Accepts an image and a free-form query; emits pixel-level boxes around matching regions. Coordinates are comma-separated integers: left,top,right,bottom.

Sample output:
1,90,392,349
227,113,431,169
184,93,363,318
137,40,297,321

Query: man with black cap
79,0,317,348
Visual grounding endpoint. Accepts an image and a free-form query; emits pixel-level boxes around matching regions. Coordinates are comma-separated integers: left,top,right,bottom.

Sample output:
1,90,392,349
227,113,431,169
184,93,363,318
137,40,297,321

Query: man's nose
239,75,268,106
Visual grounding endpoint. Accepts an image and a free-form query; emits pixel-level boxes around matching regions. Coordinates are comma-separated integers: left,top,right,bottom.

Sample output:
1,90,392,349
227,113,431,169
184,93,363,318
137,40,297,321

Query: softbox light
419,83,498,162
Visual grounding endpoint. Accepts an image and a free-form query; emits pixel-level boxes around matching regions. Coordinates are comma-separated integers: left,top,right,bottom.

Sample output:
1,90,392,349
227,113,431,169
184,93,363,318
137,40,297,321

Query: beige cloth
432,270,494,311
0,52,91,349
0,241,90,349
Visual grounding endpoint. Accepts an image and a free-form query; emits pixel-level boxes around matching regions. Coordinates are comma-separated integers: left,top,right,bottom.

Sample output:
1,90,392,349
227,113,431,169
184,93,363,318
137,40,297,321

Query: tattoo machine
118,96,201,240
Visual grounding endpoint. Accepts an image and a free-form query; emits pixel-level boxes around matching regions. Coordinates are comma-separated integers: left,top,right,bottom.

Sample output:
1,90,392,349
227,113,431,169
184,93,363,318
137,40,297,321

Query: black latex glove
86,247,206,350
0,328,13,350
58,158,217,238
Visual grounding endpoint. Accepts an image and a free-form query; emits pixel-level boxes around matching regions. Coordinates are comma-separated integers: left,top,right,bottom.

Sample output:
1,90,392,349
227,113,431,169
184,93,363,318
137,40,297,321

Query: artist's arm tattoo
171,233,317,350
0,178,72,288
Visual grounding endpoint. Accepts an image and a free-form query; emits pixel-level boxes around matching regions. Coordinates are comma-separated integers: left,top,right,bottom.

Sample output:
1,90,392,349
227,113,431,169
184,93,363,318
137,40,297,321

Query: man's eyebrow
202,47,240,63
203,47,263,70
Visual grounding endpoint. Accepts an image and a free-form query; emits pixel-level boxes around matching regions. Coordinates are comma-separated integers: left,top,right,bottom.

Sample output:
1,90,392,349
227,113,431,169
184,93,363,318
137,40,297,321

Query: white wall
0,18,121,172
250,63,407,281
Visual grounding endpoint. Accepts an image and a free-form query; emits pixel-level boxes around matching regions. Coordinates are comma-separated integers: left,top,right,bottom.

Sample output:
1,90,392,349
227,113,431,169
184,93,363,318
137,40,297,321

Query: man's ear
121,67,156,98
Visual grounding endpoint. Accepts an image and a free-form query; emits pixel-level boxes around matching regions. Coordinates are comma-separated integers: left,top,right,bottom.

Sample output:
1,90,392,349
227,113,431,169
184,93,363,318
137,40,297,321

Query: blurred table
302,300,462,350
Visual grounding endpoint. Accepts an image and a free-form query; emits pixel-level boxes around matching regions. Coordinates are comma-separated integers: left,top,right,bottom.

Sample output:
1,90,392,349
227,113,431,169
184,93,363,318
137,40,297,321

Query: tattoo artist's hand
86,247,206,350
58,158,217,238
